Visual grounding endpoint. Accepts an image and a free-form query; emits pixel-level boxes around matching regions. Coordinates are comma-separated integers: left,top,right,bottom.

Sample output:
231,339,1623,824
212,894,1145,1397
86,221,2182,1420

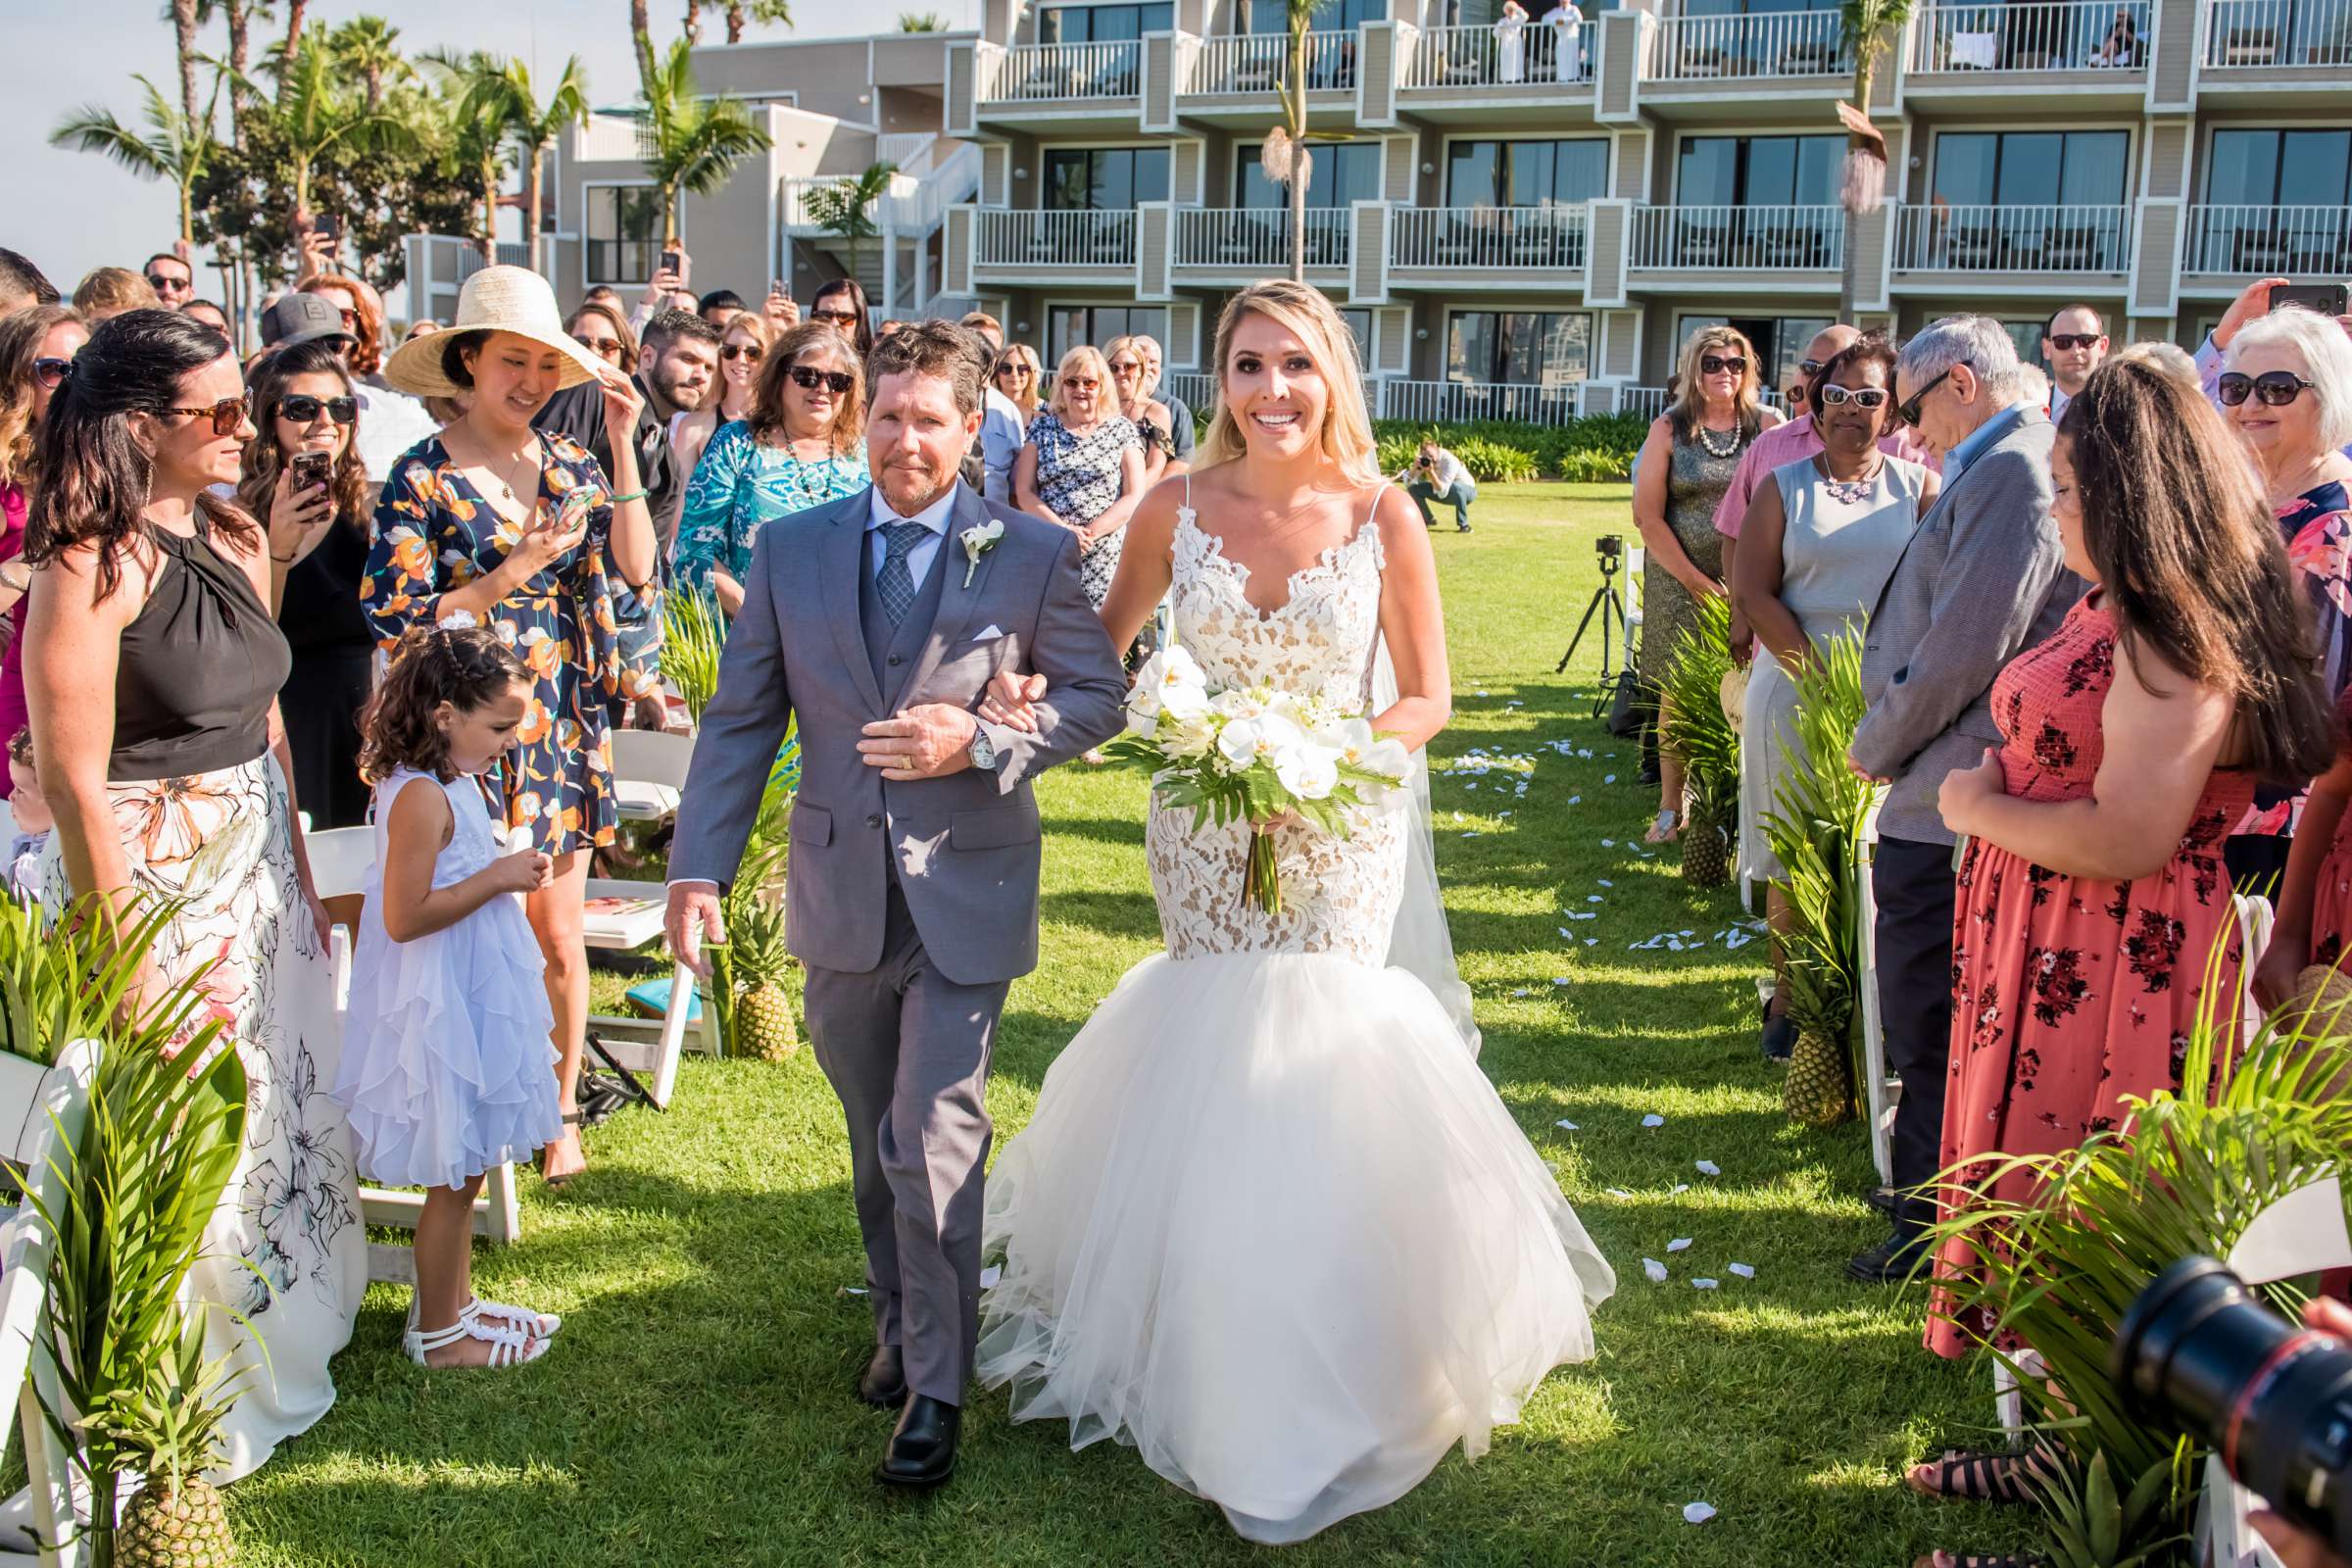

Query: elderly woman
673,320,867,615
1016,344,1147,611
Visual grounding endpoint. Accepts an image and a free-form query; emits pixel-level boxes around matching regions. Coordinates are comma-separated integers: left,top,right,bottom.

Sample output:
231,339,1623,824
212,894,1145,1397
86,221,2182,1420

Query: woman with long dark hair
24,308,366,1478
237,338,376,828
0,303,86,797
806,276,874,361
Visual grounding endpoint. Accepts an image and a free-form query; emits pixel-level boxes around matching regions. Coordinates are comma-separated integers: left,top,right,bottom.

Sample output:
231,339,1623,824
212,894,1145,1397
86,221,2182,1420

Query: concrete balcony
1892,203,2132,287
1172,28,1361,128
2180,204,2352,291
1905,0,2154,109
1642,8,1853,94
1627,205,1843,290
973,38,1145,132
2201,0,2352,82
1393,23,1594,122
970,208,1138,284
1172,207,1351,281
1388,207,1589,292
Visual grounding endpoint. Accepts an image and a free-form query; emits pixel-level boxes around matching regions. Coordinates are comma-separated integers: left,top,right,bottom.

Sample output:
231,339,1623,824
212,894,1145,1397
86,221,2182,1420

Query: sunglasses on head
789,365,856,395
161,392,251,437
1895,363,1964,427
811,309,859,326
2046,332,2103,352
31,357,73,390
277,393,358,425
1815,385,1889,409
1701,354,1746,376
721,343,764,363
2218,370,2316,408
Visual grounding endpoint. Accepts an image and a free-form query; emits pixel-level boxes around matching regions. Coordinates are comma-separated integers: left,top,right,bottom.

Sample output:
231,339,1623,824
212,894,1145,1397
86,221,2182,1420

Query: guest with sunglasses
2039,305,2110,423
260,290,438,485
991,343,1045,422
674,320,867,615
143,252,195,310
670,313,771,517
234,339,375,828
1016,345,1145,615
0,305,87,798
807,277,875,361
2219,309,2352,689
565,300,639,374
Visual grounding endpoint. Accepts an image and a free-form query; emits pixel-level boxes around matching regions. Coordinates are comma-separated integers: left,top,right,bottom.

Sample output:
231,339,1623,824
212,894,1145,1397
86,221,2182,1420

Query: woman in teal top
673,320,866,615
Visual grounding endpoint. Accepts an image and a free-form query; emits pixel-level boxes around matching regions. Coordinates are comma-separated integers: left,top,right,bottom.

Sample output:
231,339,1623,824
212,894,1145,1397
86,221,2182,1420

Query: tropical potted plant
1657,592,1740,889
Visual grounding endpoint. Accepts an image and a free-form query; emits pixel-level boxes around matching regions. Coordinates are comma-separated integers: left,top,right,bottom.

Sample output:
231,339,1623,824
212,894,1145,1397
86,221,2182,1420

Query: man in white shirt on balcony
1543,0,1583,80
2040,303,2110,423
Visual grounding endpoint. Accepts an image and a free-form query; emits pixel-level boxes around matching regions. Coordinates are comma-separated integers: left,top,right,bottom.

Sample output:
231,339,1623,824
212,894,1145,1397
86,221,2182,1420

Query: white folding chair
0,1041,100,1567
305,825,523,1279
610,729,694,826
1856,800,1900,1188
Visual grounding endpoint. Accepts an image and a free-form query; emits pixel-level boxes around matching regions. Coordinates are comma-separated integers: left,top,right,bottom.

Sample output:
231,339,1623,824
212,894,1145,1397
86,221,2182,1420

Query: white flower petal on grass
1684,1502,1718,1525
1555,1118,1579,1131
1642,1258,1668,1283
1641,1113,1666,1128
1667,1238,1691,1252
1692,1279,1719,1290
1695,1160,1721,1176
980,1264,1003,1289
1607,1188,1636,1199
1729,1263,1756,1279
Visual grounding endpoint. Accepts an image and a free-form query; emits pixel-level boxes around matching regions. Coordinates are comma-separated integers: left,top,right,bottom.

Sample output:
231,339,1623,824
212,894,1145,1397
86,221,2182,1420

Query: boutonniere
960,520,1004,588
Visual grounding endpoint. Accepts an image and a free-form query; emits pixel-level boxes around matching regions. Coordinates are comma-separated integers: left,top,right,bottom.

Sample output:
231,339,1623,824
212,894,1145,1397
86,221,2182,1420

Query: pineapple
1778,958,1856,1127
728,895,799,1062
104,1320,239,1568
1679,786,1735,891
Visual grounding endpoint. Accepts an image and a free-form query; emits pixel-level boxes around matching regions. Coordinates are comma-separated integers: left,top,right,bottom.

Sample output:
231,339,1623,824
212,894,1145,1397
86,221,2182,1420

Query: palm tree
729,0,795,41
682,0,711,45
897,11,948,28
169,0,202,126
422,49,517,263
193,0,270,143
805,162,898,281
1265,0,1337,283
279,0,309,70
501,55,592,265
329,14,406,111
50,71,223,248
642,39,772,247
631,0,659,102
251,32,408,228
1836,0,1914,317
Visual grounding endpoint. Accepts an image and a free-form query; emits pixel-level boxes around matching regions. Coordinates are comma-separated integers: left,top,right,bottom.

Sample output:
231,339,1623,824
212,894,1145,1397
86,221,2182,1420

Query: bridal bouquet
1107,647,1412,914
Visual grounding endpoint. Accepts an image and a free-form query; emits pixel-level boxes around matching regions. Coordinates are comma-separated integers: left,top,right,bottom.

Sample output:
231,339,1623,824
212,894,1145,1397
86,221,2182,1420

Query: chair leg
649,960,695,1109
483,1161,522,1246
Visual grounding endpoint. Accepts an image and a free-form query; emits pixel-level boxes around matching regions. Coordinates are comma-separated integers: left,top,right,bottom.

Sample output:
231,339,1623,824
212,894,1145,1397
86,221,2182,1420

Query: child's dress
334,767,561,1190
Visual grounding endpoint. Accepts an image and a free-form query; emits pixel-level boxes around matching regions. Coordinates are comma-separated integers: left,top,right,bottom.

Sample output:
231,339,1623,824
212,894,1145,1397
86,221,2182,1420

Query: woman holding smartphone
236,340,376,829
363,268,661,1187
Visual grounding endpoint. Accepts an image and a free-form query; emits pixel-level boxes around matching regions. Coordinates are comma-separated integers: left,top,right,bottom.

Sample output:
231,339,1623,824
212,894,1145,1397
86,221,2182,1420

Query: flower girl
334,620,565,1369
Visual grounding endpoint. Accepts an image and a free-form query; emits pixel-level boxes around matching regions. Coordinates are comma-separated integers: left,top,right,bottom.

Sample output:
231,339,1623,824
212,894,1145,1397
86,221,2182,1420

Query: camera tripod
1556,536,1629,683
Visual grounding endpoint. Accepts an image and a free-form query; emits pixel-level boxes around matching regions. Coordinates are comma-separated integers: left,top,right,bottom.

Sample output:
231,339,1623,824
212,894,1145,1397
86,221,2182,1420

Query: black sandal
1908,1445,2061,1507
540,1111,587,1190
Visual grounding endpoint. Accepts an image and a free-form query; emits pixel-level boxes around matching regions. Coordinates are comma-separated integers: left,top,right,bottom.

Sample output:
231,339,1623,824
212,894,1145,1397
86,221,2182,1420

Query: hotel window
2198,130,2352,274
1044,146,1172,210
1235,141,1384,209
1676,134,1842,208
1047,306,1170,367
1445,138,1609,207
1446,310,1592,387
1038,2,1175,43
1931,129,2129,209
583,185,663,286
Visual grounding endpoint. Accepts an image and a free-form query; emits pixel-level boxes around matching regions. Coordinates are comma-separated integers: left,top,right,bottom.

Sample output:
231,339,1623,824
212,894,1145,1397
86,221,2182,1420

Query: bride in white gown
975,281,1614,1543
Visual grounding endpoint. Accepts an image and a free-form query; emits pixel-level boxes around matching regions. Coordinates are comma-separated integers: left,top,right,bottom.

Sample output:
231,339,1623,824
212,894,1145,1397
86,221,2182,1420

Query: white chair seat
614,782,682,822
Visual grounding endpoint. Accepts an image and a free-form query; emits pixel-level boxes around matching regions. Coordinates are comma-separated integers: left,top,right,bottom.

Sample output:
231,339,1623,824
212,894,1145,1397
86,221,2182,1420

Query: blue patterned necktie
877,520,929,627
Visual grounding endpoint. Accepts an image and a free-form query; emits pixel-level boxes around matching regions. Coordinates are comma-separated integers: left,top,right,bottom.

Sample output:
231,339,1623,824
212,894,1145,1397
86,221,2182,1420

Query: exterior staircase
782,133,982,325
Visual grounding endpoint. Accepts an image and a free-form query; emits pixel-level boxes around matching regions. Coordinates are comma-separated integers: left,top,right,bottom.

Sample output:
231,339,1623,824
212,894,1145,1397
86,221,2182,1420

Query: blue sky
2,0,973,312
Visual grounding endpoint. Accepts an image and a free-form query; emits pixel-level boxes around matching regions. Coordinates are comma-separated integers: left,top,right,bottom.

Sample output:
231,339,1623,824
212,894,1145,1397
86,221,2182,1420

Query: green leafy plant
1657,593,1739,888
1370,416,1642,482
660,586,727,725
711,760,795,1055
802,161,899,281
642,38,772,247
50,70,226,251
2036,1449,2187,1568
0,895,193,1068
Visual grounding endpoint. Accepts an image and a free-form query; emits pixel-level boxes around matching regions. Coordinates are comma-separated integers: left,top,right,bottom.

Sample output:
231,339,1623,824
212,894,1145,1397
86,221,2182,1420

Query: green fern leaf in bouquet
660,586,728,726
1657,593,1740,888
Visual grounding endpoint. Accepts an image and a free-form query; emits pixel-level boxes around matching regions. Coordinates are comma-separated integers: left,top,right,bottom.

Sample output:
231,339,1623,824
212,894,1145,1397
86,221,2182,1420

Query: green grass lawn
232,483,2037,1567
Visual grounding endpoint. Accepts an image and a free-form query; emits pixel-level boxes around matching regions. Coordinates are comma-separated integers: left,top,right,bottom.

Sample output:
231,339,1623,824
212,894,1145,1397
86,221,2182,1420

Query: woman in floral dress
366,267,662,1185
1015,344,1147,611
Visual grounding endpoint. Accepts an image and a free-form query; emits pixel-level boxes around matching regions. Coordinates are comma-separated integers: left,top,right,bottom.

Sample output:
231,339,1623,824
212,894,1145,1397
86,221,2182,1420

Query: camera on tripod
1596,533,1623,566
1557,534,1631,688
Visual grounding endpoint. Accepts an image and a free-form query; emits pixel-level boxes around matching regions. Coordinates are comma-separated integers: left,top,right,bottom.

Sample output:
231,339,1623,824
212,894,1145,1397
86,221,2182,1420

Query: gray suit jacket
1851,405,2079,845
669,482,1128,984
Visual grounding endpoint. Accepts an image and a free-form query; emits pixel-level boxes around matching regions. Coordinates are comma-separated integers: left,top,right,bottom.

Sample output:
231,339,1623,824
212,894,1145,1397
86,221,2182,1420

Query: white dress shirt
353,382,443,483
980,388,1026,506
2047,383,2073,425
866,481,960,586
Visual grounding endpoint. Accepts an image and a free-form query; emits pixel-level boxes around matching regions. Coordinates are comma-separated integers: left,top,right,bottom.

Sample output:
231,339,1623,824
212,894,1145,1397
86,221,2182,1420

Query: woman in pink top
0,304,90,796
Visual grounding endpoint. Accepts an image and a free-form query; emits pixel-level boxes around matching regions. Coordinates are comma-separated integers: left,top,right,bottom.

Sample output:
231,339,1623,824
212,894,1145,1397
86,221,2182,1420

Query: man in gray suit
663,321,1128,1486
1844,316,2076,1284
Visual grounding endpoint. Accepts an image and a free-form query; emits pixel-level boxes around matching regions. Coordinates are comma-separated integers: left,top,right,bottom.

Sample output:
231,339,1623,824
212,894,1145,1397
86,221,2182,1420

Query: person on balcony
2091,3,2137,65
1494,0,1529,81
2040,304,2109,423
1399,439,1476,533
1542,0,1583,80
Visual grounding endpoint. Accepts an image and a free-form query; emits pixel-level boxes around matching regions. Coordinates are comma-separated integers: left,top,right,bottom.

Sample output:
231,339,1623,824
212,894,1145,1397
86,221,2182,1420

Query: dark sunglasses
1816,385,1890,409
1895,363,1962,427
144,272,190,293
1797,358,1825,379
32,357,73,390
788,365,856,395
721,343,764,363
1700,354,1746,375
160,392,251,436
2045,332,2103,352
2218,370,2317,408
277,393,358,425
576,336,624,359
995,363,1032,377
810,309,860,326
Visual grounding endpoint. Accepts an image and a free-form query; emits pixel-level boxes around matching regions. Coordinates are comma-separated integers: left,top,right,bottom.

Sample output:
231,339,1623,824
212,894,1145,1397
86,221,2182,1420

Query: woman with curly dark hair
0,303,86,797
236,337,377,828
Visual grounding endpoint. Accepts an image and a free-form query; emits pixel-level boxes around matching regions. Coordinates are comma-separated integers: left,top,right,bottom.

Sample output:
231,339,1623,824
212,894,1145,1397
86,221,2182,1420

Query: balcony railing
1175,208,1350,270
1619,385,1671,420
1645,9,1852,79
1391,206,1589,270
2183,205,2352,274
975,208,1138,268
1161,371,1218,416
1400,23,1590,86
1631,205,1843,270
1894,203,2130,272
2204,0,2352,64
1187,29,1355,93
982,39,1143,101
1382,379,1584,426
1909,0,2151,71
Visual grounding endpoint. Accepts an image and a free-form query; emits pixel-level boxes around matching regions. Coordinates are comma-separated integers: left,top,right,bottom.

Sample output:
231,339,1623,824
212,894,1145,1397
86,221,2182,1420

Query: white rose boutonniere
960,520,1005,588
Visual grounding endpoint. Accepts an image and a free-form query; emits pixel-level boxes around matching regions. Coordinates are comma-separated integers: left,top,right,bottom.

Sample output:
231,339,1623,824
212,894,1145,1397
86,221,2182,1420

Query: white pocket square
969,624,1006,642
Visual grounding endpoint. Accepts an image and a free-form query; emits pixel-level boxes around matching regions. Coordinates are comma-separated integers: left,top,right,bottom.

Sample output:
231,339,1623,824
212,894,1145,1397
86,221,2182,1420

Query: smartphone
311,213,341,244
2270,281,2349,317
290,451,331,491
661,248,684,277
770,277,789,301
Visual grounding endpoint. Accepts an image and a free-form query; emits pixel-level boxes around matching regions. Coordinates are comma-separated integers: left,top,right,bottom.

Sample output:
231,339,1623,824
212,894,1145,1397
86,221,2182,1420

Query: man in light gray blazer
1844,316,2077,1285
664,322,1128,1487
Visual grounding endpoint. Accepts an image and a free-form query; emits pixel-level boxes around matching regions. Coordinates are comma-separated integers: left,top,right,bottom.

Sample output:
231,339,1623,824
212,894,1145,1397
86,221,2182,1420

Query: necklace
1820,453,1886,506
454,428,541,507
1697,421,1742,459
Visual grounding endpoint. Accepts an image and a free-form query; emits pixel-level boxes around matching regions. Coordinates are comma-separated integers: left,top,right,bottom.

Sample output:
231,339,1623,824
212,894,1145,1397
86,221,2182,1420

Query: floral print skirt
43,756,366,1482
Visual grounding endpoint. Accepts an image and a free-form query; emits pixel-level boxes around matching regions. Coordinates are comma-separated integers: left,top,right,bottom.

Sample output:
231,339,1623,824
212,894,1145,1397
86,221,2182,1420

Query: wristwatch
967,726,998,771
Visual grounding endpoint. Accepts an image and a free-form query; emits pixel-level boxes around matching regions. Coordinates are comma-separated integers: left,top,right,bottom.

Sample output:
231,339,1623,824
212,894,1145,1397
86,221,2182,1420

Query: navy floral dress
362,433,661,854
1027,409,1140,608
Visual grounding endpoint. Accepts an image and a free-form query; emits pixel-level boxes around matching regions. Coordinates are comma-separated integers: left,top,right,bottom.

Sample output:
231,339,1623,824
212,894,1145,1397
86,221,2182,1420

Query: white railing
1909,0,2152,71
1391,206,1589,269
1381,379,1583,425
1401,23,1590,85
975,208,1138,268
2183,204,2352,274
882,141,980,233
1174,207,1351,270
1619,385,1671,420
2205,0,2352,64
982,39,1144,100
1631,205,1843,270
572,113,653,163
1187,29,1355,93
1894,203,2130,271
1645,8,1851,78
877,131,935,169
1161,371,1218,415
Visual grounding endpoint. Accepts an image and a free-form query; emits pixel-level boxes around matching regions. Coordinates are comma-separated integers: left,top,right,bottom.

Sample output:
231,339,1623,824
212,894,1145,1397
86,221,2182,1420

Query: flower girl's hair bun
358,620,530,784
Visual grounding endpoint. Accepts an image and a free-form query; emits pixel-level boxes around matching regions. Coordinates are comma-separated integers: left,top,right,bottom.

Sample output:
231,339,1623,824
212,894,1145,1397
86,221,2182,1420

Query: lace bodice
1148,497,1404,963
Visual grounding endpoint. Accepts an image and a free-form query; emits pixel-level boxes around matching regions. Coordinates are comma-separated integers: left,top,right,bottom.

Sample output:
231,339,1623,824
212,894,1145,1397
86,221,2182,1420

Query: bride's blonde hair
1194,281,1382,488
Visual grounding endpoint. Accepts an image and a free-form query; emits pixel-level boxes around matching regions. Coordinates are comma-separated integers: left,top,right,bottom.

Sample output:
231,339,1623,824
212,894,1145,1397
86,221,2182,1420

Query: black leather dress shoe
1846,1230,1927,1285
874,1395,960,1488
858,1345,906,1408
1760,1011,1794,1061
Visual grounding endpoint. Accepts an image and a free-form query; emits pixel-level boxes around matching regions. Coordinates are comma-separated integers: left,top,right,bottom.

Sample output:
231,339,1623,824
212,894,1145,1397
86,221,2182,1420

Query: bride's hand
1250,809,1301,833
979,670,1046,733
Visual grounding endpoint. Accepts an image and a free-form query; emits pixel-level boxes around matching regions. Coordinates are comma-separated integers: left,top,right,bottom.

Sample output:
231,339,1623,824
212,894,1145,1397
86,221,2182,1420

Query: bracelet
270,550,301,564
609,489,649,506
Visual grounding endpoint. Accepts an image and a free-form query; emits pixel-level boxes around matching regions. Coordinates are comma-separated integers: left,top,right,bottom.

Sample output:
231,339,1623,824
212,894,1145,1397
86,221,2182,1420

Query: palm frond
1656,593,1740,818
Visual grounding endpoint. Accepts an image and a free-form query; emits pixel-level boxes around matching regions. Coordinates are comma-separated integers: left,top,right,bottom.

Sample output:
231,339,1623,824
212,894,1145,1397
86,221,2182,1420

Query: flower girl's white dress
978,495,1616,1543
333,768,561,1190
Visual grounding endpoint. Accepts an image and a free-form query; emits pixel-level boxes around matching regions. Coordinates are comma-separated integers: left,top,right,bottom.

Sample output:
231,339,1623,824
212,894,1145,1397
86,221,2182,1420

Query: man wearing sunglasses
259,290,439,484
1715,323,1937,662
2039,304,2109,423
1842,315,2078,1287
142,252,195,308
537,306,717,564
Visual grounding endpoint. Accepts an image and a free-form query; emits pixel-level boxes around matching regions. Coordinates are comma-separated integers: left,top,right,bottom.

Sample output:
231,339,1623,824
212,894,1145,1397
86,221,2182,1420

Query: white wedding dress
977,493,1616,1543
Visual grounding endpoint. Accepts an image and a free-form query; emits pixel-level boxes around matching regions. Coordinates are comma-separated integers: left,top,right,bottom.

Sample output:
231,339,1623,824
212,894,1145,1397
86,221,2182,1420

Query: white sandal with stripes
403,1312,548,1369
408,1294,562,1341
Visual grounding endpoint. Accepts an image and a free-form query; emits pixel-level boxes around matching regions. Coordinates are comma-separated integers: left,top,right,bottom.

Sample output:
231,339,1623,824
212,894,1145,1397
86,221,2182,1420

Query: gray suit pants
801,880,1009,1407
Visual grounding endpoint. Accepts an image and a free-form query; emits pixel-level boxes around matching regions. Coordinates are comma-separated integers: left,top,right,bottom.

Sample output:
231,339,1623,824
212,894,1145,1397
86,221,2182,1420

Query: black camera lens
1596,533,1623,561
2112,1256,2352,1553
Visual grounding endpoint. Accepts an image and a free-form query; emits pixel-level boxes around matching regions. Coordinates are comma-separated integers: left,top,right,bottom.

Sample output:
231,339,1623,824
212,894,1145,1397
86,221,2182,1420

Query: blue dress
672,421,867,602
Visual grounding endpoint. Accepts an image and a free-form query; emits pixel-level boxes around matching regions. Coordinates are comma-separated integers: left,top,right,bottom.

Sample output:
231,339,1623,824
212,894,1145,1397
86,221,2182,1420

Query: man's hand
2251,1511,2351,1568
664,880,726,979
1845,749,1888,785
978,670,1046,733
859,705,980,780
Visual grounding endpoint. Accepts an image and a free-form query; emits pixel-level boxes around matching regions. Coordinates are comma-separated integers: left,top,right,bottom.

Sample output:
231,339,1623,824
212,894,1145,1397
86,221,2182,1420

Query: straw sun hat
381,265,606,399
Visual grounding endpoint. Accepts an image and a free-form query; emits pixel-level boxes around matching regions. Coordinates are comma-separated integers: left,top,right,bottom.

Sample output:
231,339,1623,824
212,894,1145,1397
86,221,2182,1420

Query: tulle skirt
978,950,1615,1544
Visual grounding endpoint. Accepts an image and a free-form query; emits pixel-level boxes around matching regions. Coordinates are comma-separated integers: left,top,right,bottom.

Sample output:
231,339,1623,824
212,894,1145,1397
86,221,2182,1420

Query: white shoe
407,1293,563,1340
403,1312,548,1369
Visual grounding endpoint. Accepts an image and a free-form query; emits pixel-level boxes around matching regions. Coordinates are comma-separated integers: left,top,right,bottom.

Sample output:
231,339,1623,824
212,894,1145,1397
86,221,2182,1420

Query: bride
975,280,1615,1542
